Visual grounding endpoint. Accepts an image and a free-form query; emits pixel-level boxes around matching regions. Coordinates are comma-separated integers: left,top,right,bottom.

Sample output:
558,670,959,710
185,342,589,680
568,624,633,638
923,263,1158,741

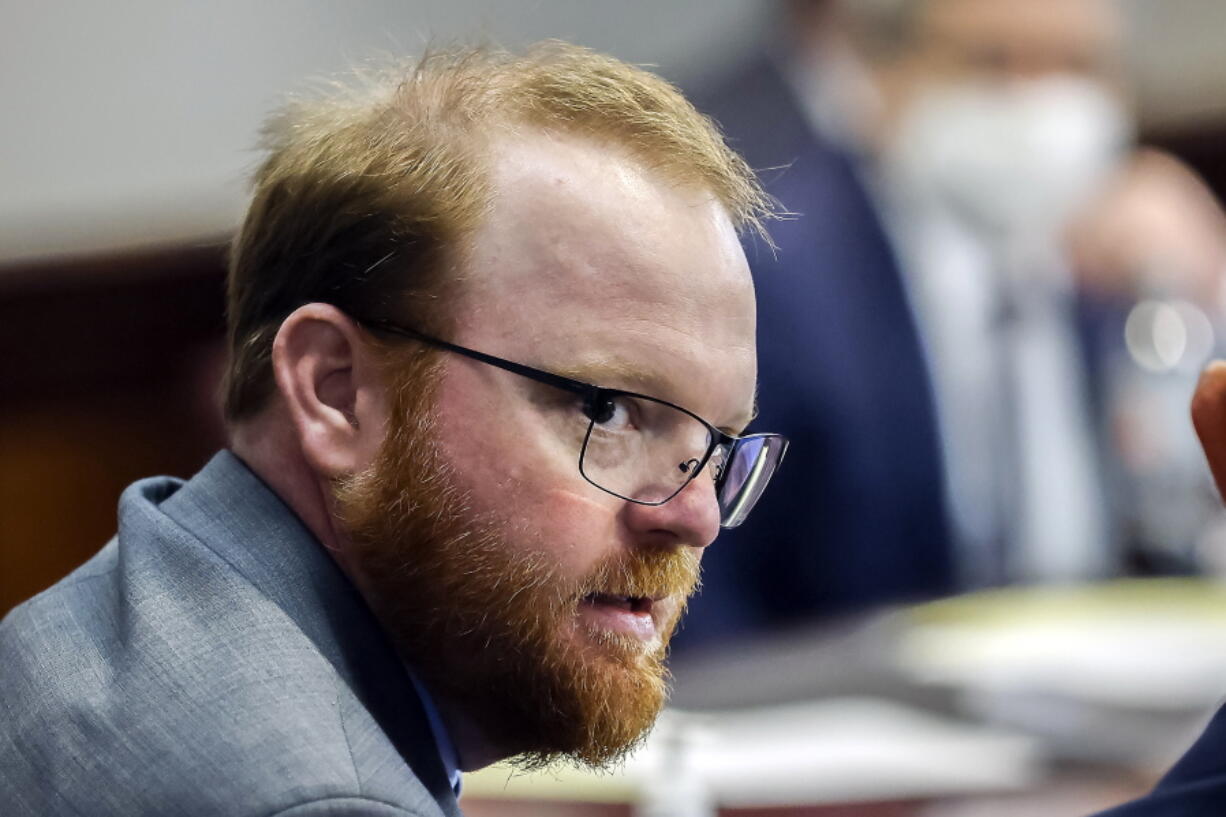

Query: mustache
572,545,701,602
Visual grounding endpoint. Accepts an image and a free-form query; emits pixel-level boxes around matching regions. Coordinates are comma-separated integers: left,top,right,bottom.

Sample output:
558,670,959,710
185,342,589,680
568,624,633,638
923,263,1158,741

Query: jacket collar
154,450,463,817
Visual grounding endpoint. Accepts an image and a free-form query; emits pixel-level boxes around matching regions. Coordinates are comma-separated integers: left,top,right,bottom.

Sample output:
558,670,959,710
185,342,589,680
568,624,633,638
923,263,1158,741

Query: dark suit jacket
1092,705,1226,815
0,451,461,817
676,56,956,650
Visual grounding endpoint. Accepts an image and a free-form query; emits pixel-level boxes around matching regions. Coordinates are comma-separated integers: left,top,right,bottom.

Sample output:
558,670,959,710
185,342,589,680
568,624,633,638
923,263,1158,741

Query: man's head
224,44,772,770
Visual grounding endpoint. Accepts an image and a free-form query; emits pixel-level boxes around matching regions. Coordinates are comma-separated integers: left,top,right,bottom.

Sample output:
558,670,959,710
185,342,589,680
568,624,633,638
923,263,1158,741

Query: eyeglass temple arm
357,318,596,399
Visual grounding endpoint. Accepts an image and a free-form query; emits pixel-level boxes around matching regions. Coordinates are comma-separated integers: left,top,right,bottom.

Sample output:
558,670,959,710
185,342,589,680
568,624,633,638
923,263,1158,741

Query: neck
432,694,512,772
232,407,518,773
228,407,358,573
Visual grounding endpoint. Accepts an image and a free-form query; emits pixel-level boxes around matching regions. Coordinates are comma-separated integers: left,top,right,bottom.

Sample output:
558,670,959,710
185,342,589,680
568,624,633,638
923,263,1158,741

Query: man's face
338,132,758,768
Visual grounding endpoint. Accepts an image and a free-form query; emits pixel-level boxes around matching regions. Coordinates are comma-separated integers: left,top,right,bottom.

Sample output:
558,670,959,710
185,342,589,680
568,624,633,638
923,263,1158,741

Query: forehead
451,131,756,421
922,0,1121,69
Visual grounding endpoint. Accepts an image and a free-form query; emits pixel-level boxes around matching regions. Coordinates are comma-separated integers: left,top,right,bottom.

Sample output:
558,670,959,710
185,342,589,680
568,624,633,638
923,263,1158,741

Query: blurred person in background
677,0,1226,651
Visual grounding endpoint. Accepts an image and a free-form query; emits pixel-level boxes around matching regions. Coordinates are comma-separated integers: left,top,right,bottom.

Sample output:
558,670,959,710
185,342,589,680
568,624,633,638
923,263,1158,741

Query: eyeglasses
353,315,788,529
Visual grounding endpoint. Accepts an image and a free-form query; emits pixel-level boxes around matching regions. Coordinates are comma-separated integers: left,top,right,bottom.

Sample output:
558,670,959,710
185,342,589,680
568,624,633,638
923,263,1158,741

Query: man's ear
272,303,387,478
1192,361,1226,500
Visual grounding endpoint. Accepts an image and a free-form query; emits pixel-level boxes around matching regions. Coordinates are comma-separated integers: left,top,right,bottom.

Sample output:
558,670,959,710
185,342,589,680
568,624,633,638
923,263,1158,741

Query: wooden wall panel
0,242,228,615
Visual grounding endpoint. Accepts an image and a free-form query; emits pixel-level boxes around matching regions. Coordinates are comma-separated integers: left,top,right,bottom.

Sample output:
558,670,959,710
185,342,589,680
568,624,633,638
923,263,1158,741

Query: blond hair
224,41,772,422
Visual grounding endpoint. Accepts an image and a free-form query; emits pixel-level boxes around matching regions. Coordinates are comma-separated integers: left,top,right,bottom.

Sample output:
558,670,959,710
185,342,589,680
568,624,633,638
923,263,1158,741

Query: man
0,44,786,816
678,0,1226,650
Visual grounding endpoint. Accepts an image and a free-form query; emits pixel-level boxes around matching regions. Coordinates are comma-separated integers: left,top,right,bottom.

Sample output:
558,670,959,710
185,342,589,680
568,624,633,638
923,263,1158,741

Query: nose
621,471,722,549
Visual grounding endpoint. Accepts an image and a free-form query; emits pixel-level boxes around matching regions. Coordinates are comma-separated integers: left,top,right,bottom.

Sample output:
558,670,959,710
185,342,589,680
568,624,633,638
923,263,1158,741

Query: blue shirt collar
408,672,463,797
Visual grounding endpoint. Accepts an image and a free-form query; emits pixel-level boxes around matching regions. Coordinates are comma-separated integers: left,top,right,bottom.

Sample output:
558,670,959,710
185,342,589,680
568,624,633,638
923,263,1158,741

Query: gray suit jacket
0,451,463,817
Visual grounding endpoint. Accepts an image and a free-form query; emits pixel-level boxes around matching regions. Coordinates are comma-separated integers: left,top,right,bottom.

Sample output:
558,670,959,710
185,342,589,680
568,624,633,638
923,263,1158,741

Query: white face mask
885,75,1131,237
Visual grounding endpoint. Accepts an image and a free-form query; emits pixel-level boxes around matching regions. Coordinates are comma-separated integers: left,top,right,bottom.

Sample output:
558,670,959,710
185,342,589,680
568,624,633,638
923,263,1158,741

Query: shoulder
0,472,440,817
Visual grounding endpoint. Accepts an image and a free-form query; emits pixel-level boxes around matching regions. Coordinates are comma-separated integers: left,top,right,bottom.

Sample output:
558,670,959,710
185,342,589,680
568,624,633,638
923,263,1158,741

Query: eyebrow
548,356,651,392
549,356,760,436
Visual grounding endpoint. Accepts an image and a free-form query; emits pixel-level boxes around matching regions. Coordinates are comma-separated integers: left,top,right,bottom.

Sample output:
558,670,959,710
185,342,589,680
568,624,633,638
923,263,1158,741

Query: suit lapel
161,451,463,817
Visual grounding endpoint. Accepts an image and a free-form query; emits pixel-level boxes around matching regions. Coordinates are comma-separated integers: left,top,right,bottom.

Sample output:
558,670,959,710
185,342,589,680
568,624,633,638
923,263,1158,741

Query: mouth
577,591,663,643
585,592,656,614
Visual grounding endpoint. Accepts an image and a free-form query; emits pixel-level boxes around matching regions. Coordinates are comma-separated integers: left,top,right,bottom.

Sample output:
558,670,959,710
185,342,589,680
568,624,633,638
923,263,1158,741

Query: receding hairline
259,42,773,236
222,41,774,422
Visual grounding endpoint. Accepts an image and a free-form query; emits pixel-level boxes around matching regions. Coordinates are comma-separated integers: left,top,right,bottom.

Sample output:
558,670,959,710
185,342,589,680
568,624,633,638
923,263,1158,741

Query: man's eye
588,396,634,431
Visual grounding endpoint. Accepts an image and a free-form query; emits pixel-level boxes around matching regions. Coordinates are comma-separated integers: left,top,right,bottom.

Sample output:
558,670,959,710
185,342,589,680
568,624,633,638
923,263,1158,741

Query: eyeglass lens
578,394,787,528
717,434,788,528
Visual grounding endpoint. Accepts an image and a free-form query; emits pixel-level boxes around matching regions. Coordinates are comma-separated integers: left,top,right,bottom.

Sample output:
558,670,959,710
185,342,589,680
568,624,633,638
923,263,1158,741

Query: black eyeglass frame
353,315,783,522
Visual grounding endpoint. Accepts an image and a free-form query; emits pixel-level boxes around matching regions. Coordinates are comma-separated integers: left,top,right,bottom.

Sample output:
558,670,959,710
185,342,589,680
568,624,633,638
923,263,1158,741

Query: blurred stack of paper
463,697,1042,810
896,578,1226,764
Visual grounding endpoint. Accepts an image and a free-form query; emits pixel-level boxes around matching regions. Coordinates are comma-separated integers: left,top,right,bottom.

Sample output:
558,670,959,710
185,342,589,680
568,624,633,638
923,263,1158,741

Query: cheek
433,376,624,577
480,476,623,581
517,487,623,576
433,366,572,487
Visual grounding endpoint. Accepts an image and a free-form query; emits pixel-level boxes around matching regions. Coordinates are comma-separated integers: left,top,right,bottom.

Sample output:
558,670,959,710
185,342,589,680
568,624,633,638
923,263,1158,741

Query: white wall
3,0,1225,265
1123,0,1226,129
0,0,770,264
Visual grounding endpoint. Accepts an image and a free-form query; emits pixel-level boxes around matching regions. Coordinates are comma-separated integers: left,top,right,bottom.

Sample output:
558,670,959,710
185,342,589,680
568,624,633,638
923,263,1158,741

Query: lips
578,591,666,643
570,548,699,649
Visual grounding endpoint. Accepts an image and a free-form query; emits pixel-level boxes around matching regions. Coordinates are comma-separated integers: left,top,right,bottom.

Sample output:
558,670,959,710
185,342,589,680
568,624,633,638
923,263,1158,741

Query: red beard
334,361,699,769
